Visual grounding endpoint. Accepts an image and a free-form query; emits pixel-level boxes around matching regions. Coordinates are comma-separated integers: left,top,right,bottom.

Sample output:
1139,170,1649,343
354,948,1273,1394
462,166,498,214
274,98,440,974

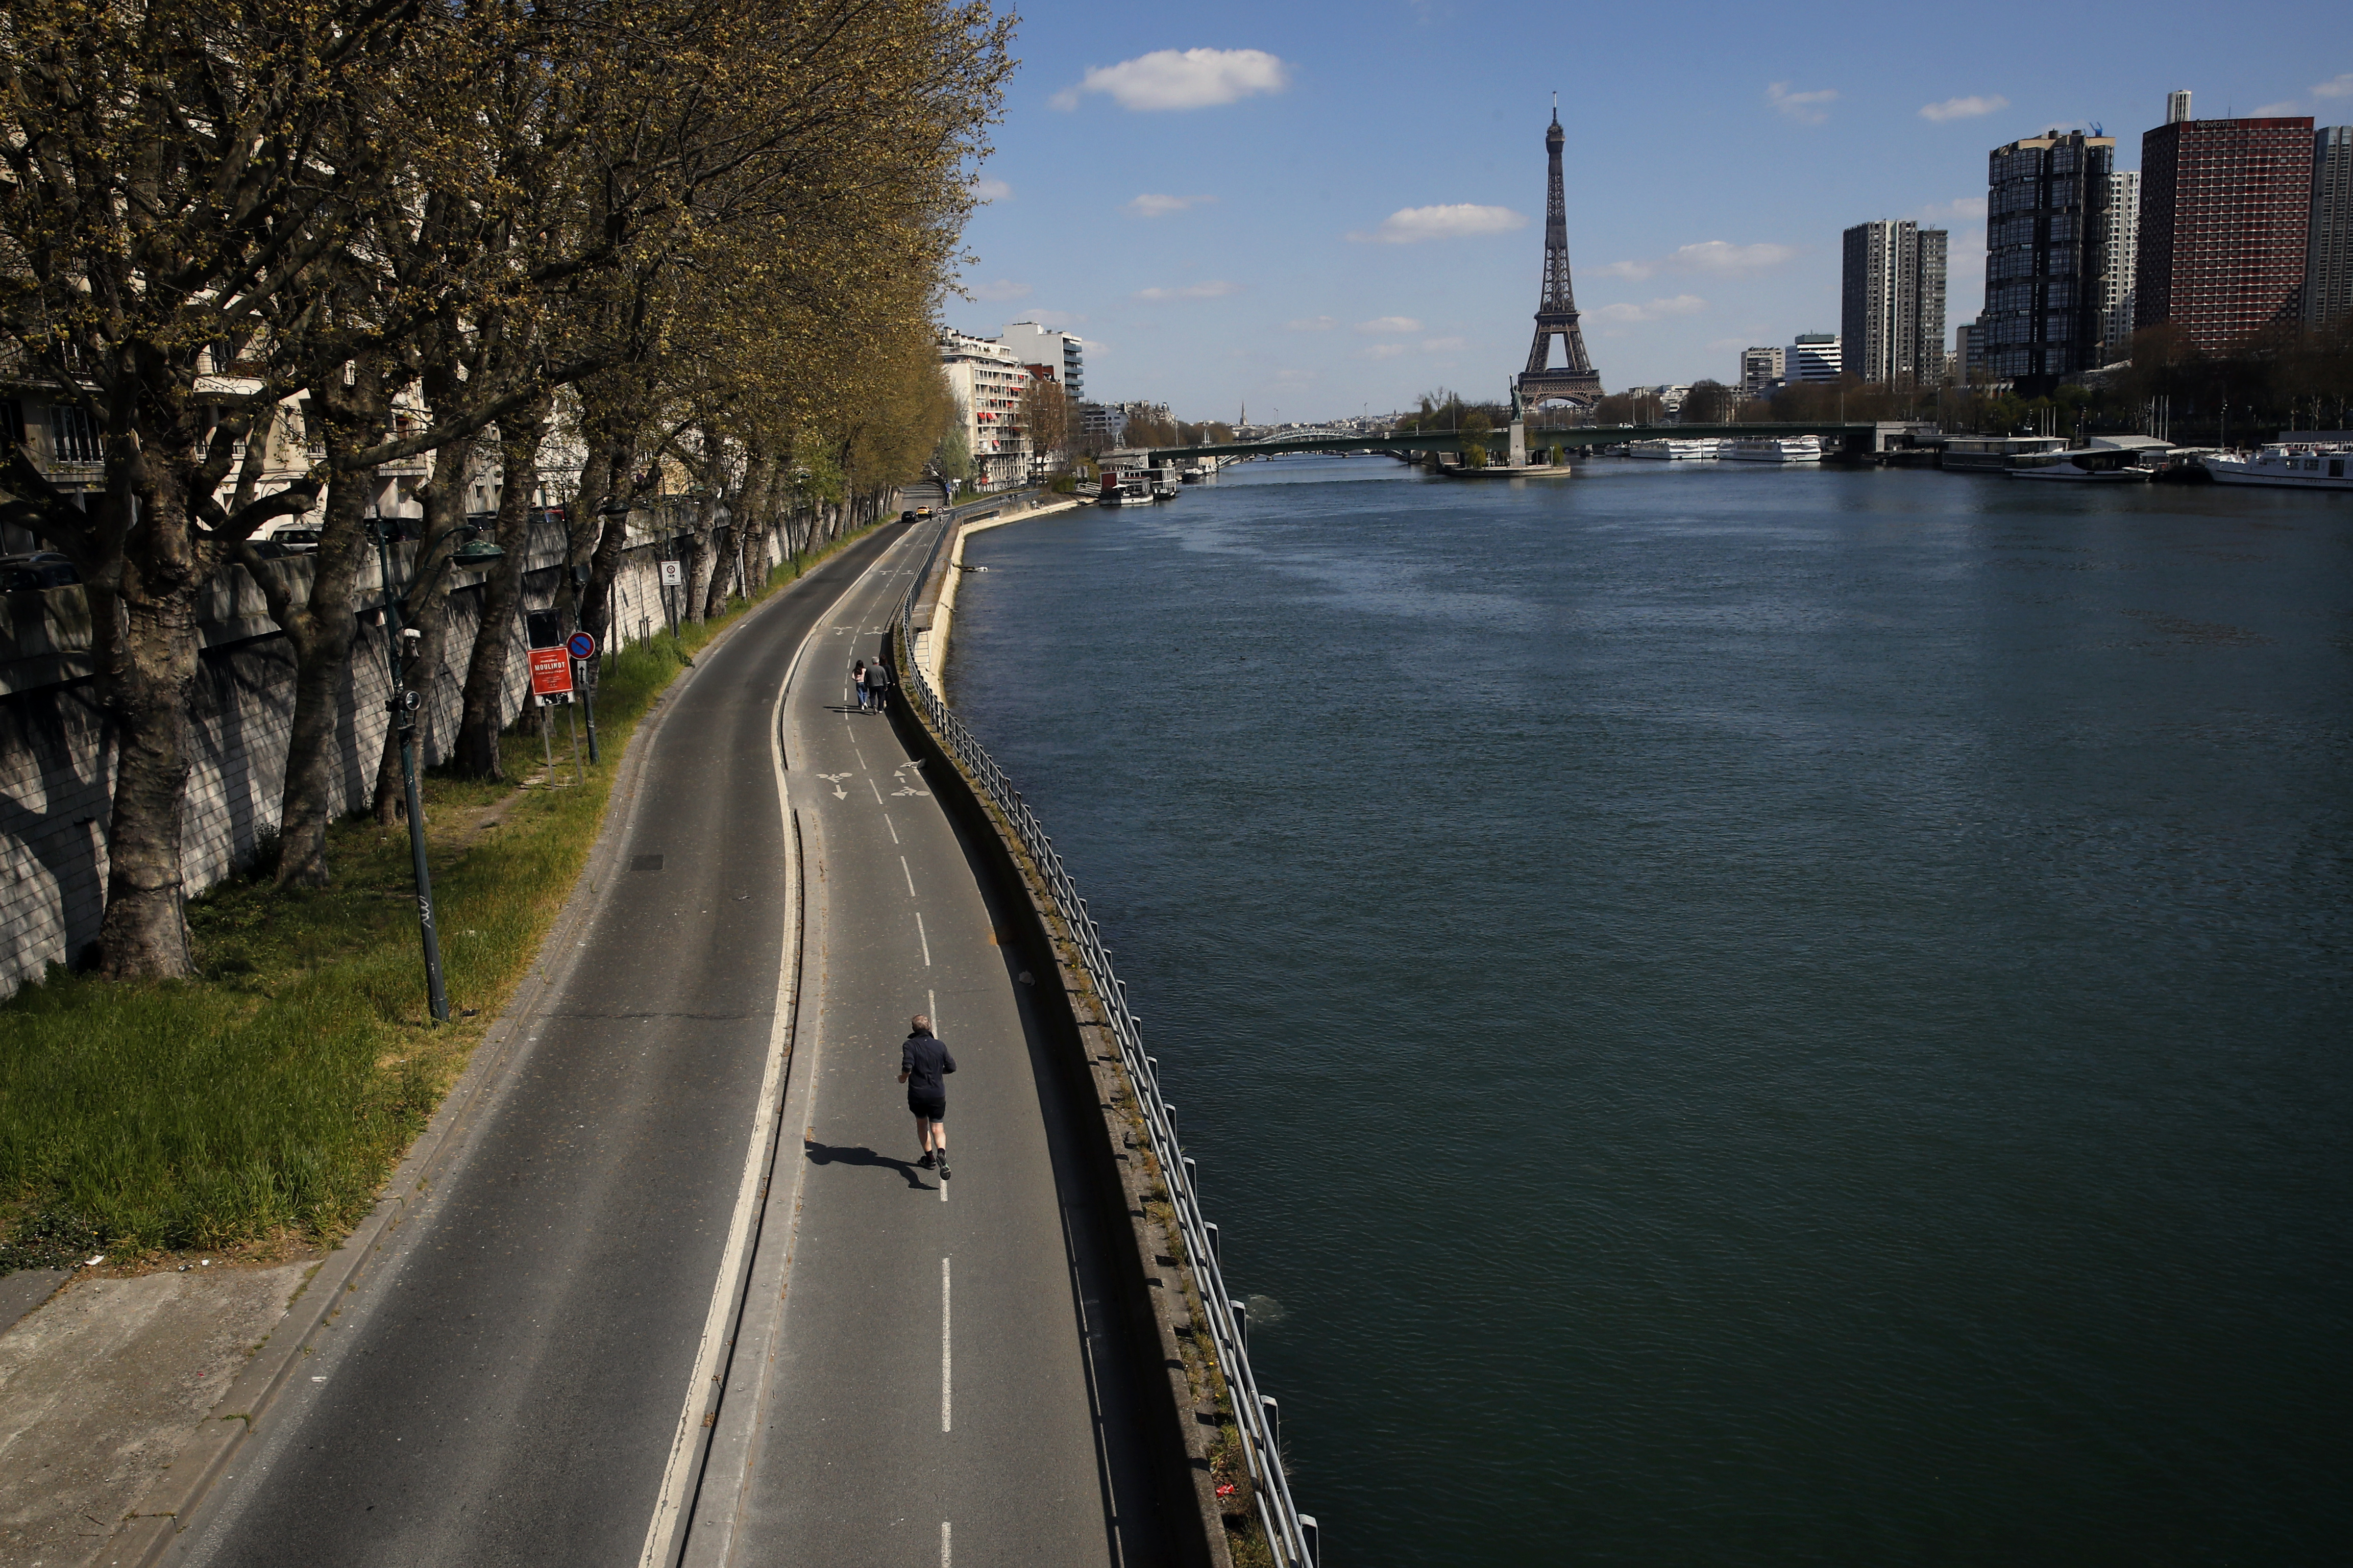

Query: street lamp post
368,517,449,1025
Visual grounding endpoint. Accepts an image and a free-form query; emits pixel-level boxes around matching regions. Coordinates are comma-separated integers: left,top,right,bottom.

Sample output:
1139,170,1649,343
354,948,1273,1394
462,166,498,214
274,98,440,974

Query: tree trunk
580,432,639,645
274,450,377,887
93,582,202,977
373,444,475,823
452,402,548,777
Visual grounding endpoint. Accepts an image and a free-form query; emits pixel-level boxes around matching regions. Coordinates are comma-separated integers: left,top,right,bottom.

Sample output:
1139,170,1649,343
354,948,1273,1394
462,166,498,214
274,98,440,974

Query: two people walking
850,656,891,714
899,1014,953,1178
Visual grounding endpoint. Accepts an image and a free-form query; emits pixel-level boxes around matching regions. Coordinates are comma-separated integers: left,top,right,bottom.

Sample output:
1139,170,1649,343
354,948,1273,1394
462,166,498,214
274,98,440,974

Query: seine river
944,458,2351,1565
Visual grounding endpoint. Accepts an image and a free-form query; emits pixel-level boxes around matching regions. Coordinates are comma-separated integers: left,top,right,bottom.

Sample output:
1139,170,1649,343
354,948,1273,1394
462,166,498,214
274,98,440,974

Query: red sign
528,647,574,700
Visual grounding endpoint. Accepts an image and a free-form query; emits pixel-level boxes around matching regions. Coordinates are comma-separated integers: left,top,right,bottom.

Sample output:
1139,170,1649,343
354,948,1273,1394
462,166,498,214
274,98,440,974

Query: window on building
48,403,102,464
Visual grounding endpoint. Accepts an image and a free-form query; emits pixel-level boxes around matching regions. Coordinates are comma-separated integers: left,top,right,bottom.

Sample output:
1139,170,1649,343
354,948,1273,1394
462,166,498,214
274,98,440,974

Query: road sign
567,630,597,660
659,560,683,586
529,646,574,702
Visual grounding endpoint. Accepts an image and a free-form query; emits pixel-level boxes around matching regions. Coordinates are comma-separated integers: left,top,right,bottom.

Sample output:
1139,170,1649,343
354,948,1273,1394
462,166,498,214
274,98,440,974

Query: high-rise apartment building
2309,126,2353,327
1788,333,1842,382
2098,170,2140,364
1953,320,1978,384
1739,345,1785,397
2136,92,2314,354
997,320,1086,399
1841,220,1947,385
1980,130,2121,388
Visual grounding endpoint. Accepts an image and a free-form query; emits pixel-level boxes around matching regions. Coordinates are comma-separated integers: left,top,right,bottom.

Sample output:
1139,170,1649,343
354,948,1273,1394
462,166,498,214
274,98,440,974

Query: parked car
263,527,322,554
0,552,80,591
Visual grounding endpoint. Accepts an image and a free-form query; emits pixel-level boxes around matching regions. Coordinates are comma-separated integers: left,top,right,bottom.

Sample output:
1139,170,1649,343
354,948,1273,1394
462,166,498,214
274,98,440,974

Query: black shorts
908,1091,946,1123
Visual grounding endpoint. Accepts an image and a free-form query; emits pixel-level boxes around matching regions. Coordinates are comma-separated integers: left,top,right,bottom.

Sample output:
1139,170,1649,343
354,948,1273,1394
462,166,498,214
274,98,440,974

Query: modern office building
2309,126,2353,327
1953,320,1979,384
1841,220,1947,385
1979,129,2122,388
1788,333,1843,382
997,320,1086,399
1738,345,1785,398
2136,92,2315,354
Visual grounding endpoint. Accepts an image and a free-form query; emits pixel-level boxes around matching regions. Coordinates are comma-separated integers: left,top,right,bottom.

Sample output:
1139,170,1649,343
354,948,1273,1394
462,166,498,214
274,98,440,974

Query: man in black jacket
898,1014,955,1178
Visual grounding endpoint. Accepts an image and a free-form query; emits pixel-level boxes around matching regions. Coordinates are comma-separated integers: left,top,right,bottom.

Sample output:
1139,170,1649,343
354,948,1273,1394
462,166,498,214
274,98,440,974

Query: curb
116,526,898,1567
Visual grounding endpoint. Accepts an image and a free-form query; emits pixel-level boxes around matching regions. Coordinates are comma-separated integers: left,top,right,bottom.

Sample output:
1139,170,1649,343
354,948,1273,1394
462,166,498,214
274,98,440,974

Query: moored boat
2006,447,2156,481
2205,440,2353,491
1627,438,1719,461
1721,436,1822,463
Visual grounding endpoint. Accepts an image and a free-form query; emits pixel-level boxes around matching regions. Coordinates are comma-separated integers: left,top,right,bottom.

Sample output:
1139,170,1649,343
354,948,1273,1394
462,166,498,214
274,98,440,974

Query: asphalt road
169,512,1162,1567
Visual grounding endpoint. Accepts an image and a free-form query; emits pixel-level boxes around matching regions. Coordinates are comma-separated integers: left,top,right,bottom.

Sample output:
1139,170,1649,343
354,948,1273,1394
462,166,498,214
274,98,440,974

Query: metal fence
892,513,1319,1568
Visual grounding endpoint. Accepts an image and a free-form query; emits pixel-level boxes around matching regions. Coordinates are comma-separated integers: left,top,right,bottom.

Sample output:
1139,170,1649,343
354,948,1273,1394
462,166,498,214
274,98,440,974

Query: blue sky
951,1,2348,422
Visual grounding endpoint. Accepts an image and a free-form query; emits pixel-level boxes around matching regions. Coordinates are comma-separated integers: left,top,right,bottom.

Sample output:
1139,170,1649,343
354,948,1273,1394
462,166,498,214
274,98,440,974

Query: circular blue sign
566,631,597,660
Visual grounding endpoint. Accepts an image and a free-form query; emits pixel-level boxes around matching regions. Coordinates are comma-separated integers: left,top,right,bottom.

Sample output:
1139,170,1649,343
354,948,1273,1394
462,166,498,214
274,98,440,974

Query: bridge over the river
1143,421,1938,466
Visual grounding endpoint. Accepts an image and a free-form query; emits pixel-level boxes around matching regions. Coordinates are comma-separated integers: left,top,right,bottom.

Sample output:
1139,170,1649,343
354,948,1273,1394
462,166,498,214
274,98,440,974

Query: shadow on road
803,1138,931,1190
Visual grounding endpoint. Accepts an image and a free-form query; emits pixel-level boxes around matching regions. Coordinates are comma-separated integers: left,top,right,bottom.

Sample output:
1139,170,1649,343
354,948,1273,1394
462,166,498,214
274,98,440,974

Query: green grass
0,531,877,1270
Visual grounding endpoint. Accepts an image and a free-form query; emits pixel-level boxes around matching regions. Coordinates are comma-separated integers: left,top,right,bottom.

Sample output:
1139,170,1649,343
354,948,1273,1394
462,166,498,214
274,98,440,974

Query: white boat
2006,447,2155,481
2205,441,2353,491
1720,436,1822,463
1627,439,1719,461
1941,435,2065,472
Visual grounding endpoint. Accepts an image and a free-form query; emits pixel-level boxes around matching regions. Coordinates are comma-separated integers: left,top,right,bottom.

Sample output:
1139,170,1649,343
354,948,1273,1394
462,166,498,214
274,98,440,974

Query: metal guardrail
892,514,1319,1568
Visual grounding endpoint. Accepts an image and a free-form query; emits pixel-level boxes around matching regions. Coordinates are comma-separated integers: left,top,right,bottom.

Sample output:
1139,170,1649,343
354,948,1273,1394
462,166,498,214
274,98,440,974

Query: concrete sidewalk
0,1260,316,1568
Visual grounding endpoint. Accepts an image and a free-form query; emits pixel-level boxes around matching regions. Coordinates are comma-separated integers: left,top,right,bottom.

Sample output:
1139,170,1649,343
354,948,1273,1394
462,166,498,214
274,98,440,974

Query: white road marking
942,1520,952,1567
869,778,885,804
916,912,932,967
941,1257,952,1432
886,815,898,844
901,856,916,897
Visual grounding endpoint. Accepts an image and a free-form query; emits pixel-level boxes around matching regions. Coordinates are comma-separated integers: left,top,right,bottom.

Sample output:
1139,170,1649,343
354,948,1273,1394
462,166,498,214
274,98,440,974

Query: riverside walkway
167,513,1169,1567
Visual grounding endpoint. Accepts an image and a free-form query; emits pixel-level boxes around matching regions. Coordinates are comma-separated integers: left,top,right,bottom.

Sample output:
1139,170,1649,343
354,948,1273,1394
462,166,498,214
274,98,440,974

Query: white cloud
1767,82,1837,124
1420,335,1466,352
1285,316,1337,332
1128,192,1216,218
1361,343,1409,359
966,278,1031,302
1920,94,2010,123
1051,48,1289,112
1601,240,1797,280
2253,101,2303,118
1014,308,1087,326
1346,204,1527,244
1354,316,1423,335
1593,295,1708,324
1133,280,1243,301
2313,73,2353,99
968,177,1011,203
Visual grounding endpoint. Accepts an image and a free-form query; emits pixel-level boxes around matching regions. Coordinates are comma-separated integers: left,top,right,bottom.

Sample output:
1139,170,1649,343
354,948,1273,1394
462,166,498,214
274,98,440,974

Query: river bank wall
0,524,786,995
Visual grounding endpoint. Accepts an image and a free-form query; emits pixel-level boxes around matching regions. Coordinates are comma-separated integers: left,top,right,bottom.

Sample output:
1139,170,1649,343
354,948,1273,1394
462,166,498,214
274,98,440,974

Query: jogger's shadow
804,1138,929,1190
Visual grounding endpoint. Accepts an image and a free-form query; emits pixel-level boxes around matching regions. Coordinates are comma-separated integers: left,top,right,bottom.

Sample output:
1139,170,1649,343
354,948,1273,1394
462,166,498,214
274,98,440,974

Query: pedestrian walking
864,659,891,714
851,658,869,712
899,1014,954,1178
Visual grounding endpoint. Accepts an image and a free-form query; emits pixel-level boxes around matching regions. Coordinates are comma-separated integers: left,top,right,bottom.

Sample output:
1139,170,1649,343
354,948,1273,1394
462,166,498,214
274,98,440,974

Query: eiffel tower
1517,98,1603,410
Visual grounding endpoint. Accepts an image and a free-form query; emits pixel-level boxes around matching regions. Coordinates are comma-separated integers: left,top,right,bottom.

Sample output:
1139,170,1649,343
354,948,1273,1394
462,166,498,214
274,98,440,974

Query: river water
944,459,2351,1565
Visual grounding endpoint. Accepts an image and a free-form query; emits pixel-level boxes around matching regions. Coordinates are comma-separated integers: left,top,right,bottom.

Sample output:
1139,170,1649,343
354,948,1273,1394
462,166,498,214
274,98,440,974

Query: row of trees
0,0,1010,978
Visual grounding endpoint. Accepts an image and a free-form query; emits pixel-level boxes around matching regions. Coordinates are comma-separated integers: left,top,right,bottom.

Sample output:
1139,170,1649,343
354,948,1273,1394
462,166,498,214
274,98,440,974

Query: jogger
899,1013,955,1178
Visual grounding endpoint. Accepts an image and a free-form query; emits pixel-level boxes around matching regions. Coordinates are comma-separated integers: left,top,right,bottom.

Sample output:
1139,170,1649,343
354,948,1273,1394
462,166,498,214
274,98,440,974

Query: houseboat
1941,435,2065,472
2205,439,2353,491
1627,439,1719,461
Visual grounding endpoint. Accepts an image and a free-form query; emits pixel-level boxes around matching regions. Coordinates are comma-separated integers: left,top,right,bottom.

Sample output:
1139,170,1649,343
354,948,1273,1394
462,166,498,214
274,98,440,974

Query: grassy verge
0,527,879,1273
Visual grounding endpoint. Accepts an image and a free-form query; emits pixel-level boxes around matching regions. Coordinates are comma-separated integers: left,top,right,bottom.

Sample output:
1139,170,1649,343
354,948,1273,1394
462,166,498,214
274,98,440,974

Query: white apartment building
2099,169,2140,365
939,329,1031,488
1788,333,1843,382
997,320,1085,401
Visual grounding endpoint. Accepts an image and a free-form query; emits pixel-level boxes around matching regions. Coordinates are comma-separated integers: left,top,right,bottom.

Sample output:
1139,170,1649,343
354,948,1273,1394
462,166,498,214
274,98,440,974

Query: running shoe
917,1152,935,1168
936,1154,952,1180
